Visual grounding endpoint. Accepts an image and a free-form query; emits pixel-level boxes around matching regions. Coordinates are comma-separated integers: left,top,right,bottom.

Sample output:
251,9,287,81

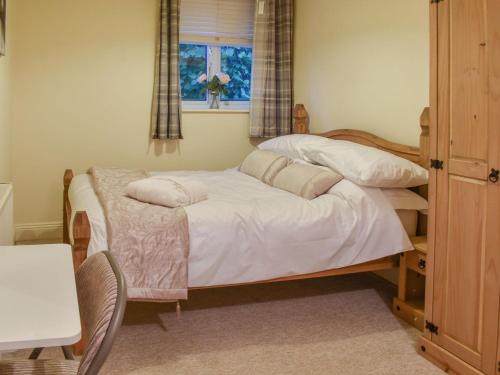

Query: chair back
76,251,127,375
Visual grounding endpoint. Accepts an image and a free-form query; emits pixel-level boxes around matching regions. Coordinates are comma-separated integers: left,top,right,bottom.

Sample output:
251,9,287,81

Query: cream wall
9,0,254,238
0,0,11,182
294,0,429,146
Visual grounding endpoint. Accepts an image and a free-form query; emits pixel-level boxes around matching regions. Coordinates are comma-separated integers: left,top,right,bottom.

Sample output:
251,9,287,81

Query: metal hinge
430,0,444,3
425,321,439,335
430,159,444,170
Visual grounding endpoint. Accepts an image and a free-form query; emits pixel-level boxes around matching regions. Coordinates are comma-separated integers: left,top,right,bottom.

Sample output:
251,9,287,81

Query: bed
63,105,430,294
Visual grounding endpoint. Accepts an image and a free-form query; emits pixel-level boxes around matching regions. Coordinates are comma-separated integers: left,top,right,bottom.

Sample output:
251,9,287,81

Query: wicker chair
0,251,127,375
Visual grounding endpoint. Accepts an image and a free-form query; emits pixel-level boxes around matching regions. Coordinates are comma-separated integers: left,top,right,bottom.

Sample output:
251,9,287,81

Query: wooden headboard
293,104,430,236
292,104,430,169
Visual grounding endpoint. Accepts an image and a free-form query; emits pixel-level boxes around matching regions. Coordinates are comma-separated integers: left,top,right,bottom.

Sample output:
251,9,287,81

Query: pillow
126,176,208,208
303,140,428,188
382,188,428,211
239,149,289,184
272,163,343,200
257,134,330,161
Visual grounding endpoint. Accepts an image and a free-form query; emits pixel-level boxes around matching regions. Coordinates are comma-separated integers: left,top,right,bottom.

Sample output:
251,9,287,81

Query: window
220,46,252,101
180,44,208,102
179,0,255,110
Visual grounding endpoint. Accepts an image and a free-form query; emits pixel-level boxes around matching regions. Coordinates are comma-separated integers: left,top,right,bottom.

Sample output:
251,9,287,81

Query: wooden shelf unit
393,236,427,331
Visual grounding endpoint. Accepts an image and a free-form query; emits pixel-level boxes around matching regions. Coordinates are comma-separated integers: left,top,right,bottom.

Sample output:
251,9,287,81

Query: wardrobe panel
449,0,488,168
432,174,486,369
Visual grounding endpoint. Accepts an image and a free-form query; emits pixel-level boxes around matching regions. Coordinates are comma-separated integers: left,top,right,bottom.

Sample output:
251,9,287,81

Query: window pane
220,46,252,101
180,44,207,101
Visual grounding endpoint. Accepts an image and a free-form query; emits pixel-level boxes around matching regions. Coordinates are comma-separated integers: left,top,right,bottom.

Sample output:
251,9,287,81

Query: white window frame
181,43,252,111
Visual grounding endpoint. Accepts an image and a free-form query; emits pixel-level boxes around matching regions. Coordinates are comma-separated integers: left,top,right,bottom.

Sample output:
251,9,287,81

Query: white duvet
69,169,413,287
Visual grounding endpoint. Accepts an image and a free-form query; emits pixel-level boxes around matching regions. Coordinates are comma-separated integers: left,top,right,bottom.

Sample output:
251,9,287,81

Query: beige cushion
239,150,289,184
126,175,208,208
272,163,343,200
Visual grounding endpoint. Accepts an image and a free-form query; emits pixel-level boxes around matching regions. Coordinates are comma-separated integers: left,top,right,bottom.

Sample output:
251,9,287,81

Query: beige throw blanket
90,167,189,300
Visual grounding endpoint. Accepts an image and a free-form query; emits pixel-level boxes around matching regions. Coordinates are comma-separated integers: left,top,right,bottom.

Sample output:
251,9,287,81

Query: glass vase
209,91,220,109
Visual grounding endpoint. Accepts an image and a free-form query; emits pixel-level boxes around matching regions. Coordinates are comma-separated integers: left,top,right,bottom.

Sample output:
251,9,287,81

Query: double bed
63,105,430,296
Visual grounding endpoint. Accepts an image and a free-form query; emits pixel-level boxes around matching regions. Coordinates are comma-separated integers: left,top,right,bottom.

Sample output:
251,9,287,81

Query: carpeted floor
6,274,443,374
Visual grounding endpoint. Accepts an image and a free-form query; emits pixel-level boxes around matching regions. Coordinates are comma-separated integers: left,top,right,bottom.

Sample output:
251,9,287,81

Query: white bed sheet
69,169,413,287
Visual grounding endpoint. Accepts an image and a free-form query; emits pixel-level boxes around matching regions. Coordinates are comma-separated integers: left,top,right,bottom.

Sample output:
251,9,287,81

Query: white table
0,244,81,351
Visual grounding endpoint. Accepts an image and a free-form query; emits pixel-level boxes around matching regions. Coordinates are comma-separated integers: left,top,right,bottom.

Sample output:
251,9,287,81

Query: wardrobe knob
489,169,499,183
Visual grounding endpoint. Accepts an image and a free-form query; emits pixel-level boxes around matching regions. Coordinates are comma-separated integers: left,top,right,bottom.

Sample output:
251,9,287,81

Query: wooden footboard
63,169,90,271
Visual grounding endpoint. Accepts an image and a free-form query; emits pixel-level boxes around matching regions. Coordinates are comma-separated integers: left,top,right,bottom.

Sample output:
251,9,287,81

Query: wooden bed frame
63,104,430,290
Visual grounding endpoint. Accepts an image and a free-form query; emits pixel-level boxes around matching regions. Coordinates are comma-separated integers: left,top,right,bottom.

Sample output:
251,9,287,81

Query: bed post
63,169,74,245
72,212,90,271
63,169,90,271
418,107,430,236
72,210,91,355
293,104,309,134
419,107,430,167
64,169,91,356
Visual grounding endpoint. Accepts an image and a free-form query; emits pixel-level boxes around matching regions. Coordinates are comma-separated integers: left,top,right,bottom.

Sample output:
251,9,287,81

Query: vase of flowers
197,72,231,109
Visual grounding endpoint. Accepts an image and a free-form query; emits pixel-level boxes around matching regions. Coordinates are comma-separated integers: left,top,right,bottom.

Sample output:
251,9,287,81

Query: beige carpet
7,274,443,374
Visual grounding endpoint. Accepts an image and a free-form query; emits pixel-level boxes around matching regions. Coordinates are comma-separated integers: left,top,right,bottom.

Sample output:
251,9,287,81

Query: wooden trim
191,256,396,290
126,257,396,302
418,337,484,375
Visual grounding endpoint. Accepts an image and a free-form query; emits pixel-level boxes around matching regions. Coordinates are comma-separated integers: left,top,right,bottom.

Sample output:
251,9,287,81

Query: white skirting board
0,183,14,245
15,221,63,244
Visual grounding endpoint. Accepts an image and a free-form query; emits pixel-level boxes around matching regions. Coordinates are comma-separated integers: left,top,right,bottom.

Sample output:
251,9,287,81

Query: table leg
62,346,75,360
29,348,43,360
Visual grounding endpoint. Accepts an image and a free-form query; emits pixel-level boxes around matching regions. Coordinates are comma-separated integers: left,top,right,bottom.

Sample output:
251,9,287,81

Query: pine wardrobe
418,0,500,374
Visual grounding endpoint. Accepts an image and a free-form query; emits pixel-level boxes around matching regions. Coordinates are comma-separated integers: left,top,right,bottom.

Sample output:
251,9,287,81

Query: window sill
182,108,250,114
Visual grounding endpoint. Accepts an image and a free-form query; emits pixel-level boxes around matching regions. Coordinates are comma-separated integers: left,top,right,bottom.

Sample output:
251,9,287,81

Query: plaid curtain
152,0,182,140
0,0,6,57
249,0,294,138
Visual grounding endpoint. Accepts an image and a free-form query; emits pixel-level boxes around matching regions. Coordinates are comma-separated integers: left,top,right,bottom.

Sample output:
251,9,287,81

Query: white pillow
304,140,428,188
257,134,330,161
382,188,428,211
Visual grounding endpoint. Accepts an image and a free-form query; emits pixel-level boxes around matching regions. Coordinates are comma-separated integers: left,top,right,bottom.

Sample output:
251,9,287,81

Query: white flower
216,72,231,85
197,73,208,83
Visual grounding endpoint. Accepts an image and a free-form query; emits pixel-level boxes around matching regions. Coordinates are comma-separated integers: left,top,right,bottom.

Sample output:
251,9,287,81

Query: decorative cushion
272,163,343,200
303,140,428,188
239,150,290,184
126,176,208,208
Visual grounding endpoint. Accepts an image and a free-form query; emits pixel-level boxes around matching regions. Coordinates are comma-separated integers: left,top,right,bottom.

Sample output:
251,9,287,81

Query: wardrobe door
430,0,500,373
491,0,500,372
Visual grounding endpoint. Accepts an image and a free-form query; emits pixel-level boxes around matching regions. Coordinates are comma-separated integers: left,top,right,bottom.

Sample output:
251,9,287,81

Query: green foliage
179,44,252,102
179,44,207,101
221,46,252,101
206,75,229,96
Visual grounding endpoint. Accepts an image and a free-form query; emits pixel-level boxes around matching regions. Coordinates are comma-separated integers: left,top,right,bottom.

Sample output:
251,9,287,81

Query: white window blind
180,0,255,45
